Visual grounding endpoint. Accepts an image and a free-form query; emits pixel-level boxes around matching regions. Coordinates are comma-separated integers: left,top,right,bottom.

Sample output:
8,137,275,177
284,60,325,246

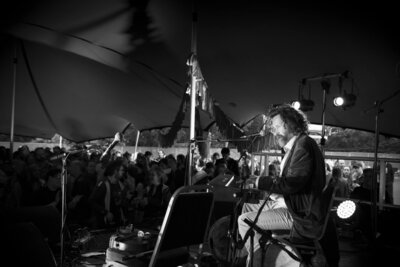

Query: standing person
238,104,338,267
330,167,350,198
385,163,394,204
155,150,165,162
32,168,61,210
212,152,220,165
89,160,125,228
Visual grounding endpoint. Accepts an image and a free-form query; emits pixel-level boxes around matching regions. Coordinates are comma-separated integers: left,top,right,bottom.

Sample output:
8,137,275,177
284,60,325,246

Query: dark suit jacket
258,133,326,240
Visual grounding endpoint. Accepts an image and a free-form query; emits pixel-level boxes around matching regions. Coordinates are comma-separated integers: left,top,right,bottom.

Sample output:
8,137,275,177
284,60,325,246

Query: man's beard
276,134,289,147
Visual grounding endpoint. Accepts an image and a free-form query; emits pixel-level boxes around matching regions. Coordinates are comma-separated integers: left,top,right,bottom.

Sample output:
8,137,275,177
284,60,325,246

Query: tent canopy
1,0,399,142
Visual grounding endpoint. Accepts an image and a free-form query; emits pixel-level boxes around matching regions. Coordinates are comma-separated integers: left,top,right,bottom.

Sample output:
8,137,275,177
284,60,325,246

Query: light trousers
238,199,293,267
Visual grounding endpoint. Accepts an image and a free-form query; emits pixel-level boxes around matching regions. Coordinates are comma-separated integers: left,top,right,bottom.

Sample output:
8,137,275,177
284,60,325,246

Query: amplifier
105,229,158,266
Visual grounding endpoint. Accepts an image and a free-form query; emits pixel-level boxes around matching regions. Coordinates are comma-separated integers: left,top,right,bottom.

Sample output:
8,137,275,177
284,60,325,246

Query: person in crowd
329,167,350,198
123,167,137,224
238,150,251,180
192,156,208,185
0,168,10,207
134,153,149,186
32,168,61,210
175,154,187,186
334,159,346,169
144,166,171,224
159,158,175,192
89,160,126,228
385,163,394,204
166,154,182,192
216,147,240,176
238,104,338,267
341,165,353,193
155,150,165,162
212,152,220,165
268,163,279,177
351,160,364,189
214,158,228,177
350,168,372,201
342,166,351,179
68,160,95,225
144,151,153,165
86,160,98,186
325,162,333,187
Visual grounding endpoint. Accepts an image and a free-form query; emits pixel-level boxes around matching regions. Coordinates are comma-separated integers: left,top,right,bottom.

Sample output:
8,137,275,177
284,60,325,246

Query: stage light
333,96,344,107
292,101,301,110
333,92,356,109
337,200,356,219
291,99,315,112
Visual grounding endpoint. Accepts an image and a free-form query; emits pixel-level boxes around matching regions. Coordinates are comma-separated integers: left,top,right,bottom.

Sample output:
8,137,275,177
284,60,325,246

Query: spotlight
333,96,344,107
337,200,356,219
292,101,301,110
333,92,356,109
291,99,314,112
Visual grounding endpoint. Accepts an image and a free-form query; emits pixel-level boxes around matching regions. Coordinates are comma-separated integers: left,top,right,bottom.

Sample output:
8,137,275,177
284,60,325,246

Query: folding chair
147,185,215,267
244,181,339,267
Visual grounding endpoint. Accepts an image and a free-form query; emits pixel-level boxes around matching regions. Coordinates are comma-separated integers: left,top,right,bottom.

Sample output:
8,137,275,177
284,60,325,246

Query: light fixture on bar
333,92,357,109
292,81,315,112
333,75,357,109
292,98,315,112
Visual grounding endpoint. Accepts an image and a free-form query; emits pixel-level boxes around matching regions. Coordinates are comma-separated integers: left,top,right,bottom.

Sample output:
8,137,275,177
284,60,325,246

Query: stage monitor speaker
0,222,57,267
3,205,61,245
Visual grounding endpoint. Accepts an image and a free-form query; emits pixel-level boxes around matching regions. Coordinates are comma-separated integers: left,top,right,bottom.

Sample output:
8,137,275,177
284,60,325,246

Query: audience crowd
0,144,396,231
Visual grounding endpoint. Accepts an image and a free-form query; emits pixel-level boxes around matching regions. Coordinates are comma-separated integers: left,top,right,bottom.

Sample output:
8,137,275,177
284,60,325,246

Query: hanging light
291,99,315,112
333,75,356,109
333,92,357,109
333,96,344,106
337,199,356,219
292,81,315,112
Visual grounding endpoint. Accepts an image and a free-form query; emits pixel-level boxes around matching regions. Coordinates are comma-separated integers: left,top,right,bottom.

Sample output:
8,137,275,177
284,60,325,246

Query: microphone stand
238,190,272,267
59,152,68,267
364,89,400,249
59,149,86,267
226,158,248,266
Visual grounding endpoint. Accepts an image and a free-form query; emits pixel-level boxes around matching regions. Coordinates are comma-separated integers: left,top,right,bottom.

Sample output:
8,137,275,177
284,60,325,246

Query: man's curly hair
267,104,309,135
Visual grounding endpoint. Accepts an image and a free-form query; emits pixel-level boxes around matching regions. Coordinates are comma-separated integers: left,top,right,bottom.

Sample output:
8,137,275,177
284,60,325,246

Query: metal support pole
371,102,381,244
134,130,140,160
187,5,198,186
187,70,196,186
320,80,330,156
379,159,386,210
250,154,255,175
10,43,18,159
60,154,68,267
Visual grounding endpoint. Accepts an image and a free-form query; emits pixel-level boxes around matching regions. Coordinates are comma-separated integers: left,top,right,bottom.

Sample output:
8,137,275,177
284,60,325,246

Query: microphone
100,132,122,161
50,153,66,161
240,132,262,138
49,149,86,161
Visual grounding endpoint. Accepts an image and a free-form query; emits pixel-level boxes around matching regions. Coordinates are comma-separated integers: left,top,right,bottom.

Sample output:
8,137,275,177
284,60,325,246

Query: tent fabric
1,0,400,142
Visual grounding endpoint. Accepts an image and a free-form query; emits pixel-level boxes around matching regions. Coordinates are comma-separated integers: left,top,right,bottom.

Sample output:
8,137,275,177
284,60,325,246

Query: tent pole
59,135,63,148
320,80,330,156
364,89,400,249
9,43,18,159
134,130,140,160
186,3,198,186
187,67,196,186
